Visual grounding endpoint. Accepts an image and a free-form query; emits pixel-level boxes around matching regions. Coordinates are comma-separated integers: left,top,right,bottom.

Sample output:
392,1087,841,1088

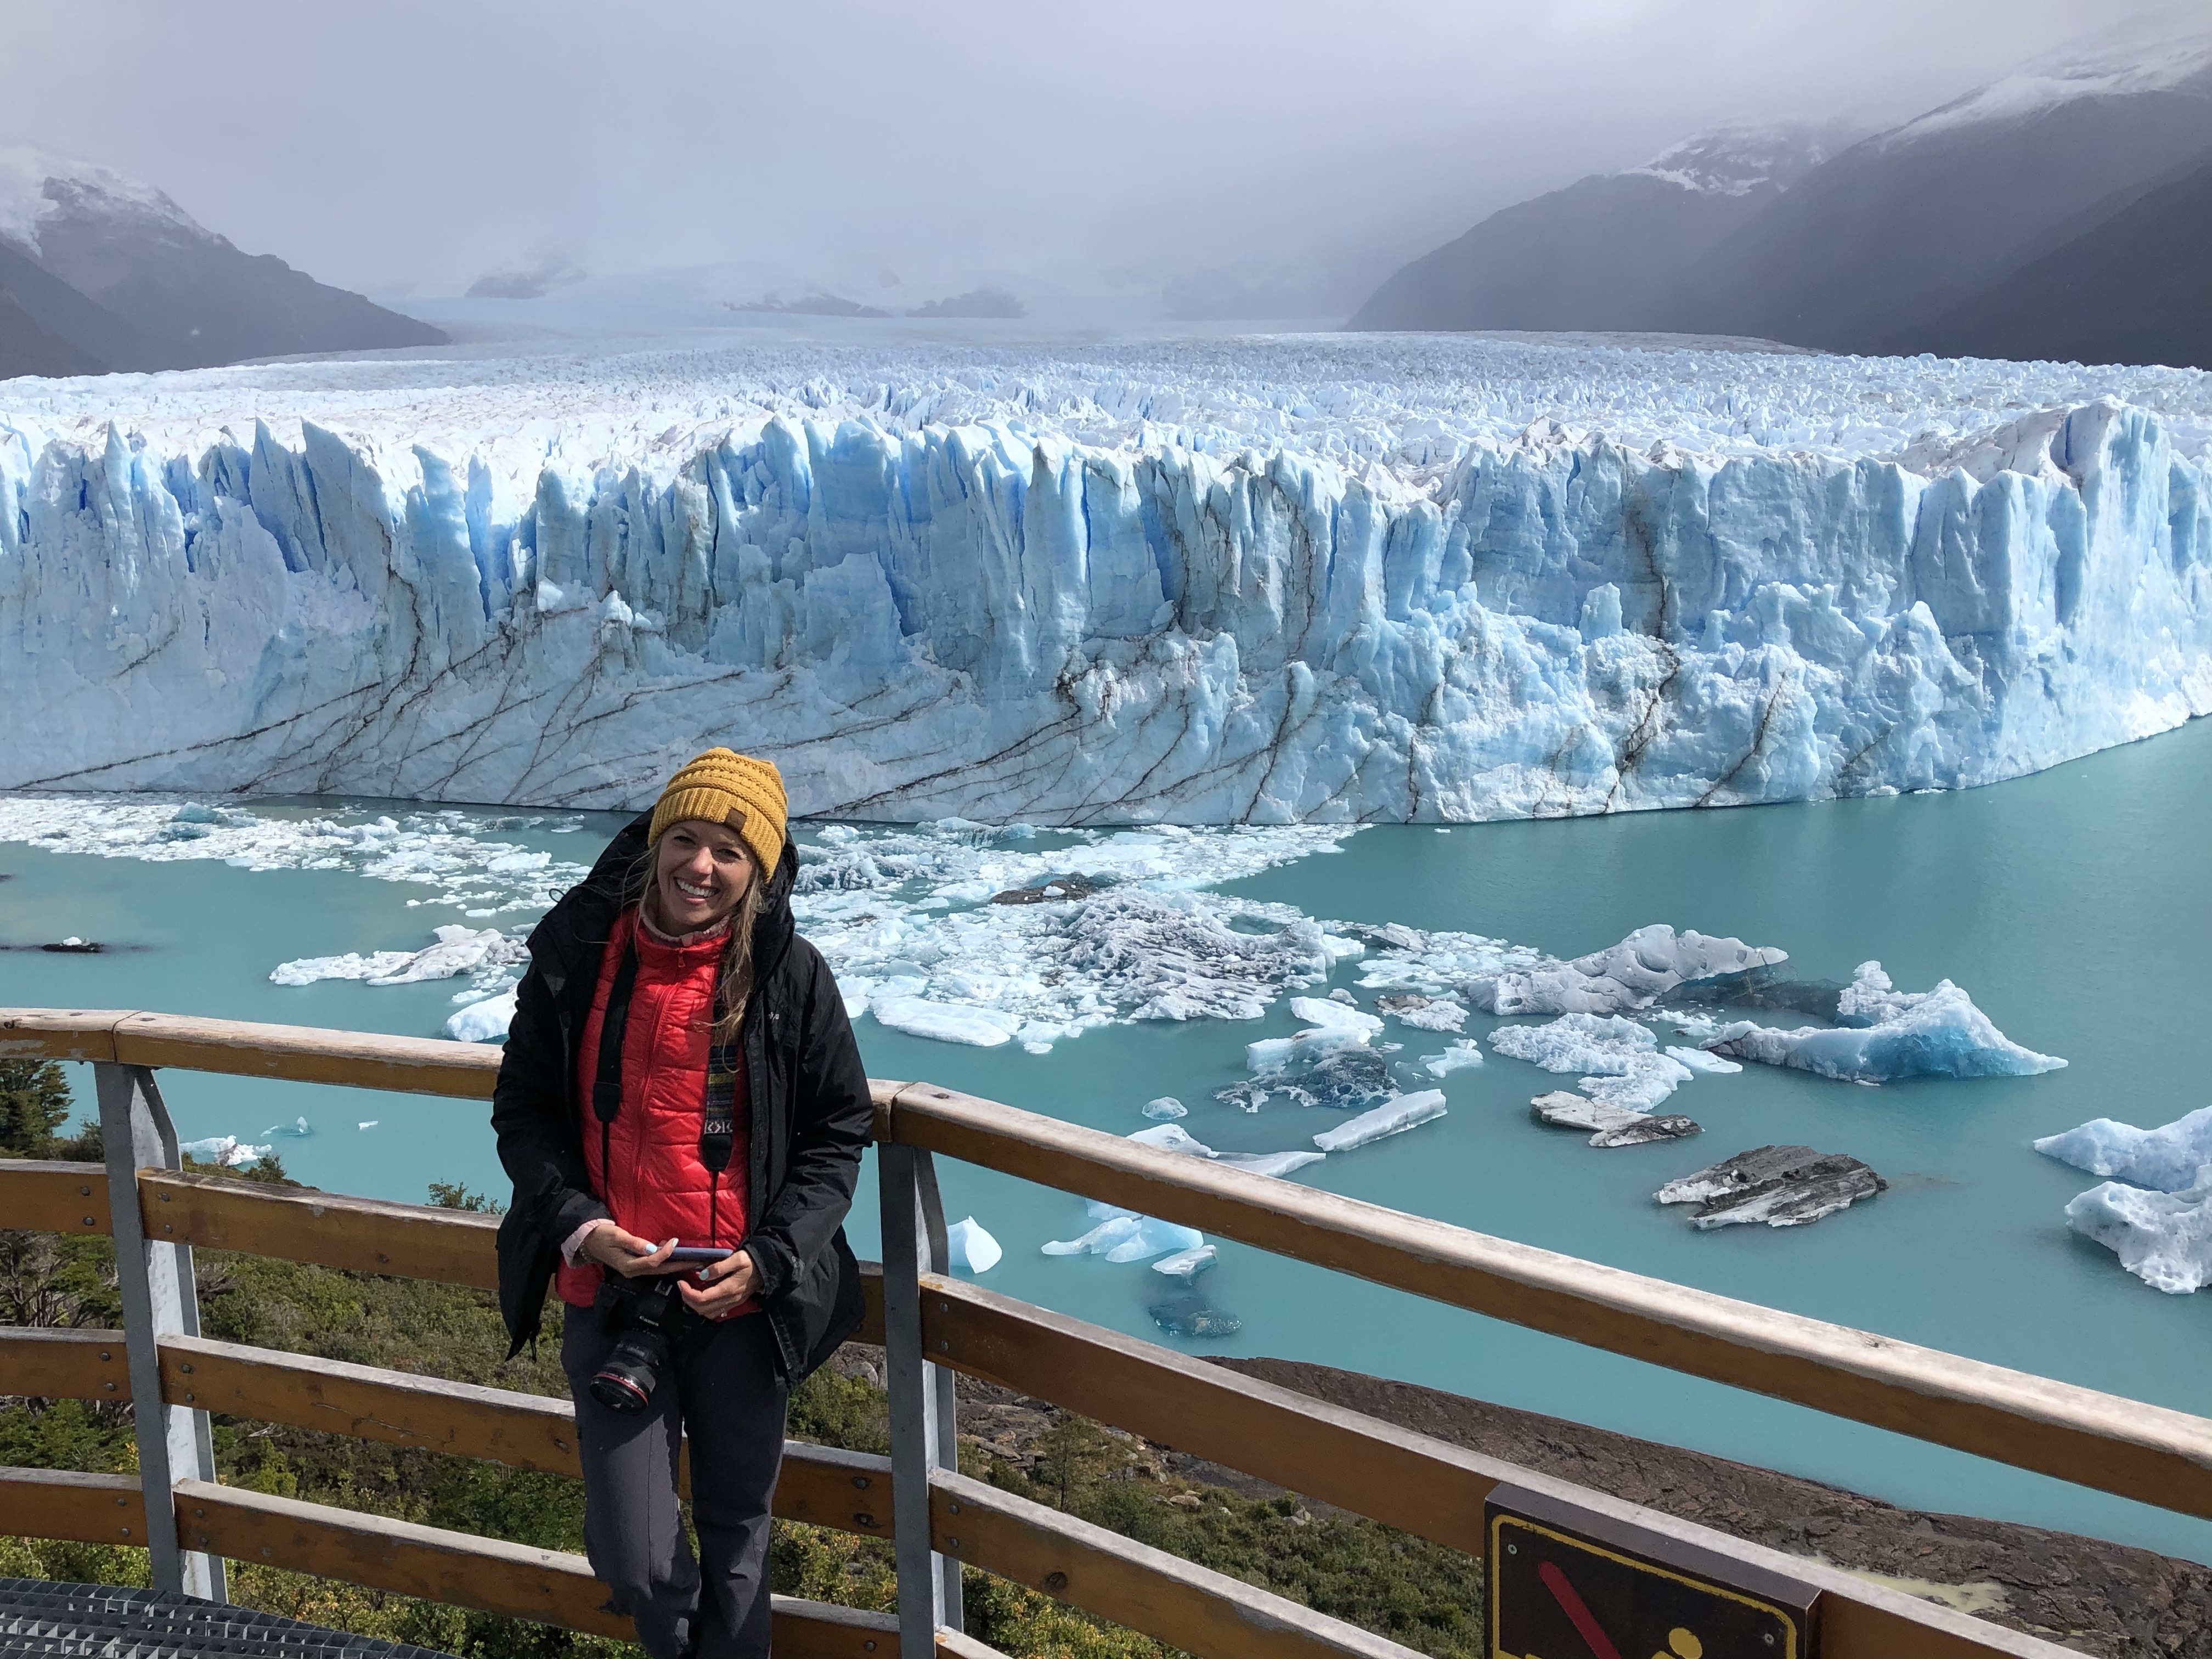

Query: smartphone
665,1246,733,1265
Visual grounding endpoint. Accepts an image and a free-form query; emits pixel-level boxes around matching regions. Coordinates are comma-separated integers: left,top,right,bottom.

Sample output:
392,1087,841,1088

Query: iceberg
1705,962,2065,1082
1531,1092,1700,1147
1042,1215,1205,1263
272,924,526,988
868,997,1023,1047
1488,1013,1695,1111
944,1216,1002,1274
1141,1096,1189,1120
1419,1039,1485,1078
2035,1104,2212,1192
2063,1173,2212,1295
1128,1123,1216,1157
6,340,2209,827
1222,994,1397,1111
1375,993,1468,1031
445,986,518,1043
1312,1090,1447,1152
1468,926,1788,1016
1151,1243,1217,1280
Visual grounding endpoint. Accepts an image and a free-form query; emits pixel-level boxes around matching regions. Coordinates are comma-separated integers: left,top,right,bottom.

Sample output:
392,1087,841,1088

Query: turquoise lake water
3,721,2208,1565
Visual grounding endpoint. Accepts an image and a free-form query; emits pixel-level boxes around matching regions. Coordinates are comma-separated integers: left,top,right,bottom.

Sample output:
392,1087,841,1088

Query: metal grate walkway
0,1580,460,1658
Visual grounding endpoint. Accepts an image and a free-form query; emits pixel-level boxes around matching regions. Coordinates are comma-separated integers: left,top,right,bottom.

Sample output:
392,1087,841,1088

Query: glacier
4,337,2210,823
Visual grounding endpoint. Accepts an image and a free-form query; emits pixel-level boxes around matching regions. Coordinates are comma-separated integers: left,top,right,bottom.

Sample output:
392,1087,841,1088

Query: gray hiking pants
562,1299,789,1659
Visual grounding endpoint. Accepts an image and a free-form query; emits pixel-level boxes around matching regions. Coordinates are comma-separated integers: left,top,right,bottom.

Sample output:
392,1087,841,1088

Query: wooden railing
4,1008,2201,1659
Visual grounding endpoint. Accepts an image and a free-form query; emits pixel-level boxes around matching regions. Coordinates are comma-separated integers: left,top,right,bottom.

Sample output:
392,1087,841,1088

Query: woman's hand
678,1249,759,1319
580,1224,681,1277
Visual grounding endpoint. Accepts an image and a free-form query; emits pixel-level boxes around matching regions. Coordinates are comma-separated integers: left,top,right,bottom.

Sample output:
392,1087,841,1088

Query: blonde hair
626,822,766,1047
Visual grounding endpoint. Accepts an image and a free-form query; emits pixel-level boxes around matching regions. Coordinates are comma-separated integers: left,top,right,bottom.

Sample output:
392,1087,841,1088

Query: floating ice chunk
273,925,527,988
2036,1105,2212,1192
1142,1096,1189,1120
1667,1046,1742,1075
1467,926,1788,1015
1706,963,2065,1082
1286,995,1383,1037
258,1116,313,1139
357,1120,378,1130
1152,1244,1217,1280
1420,1040,1485,1078
2063,1171,2212,1294
1531,1092,1700,1147
945,1217,1002,1274
446,987,518,1043
1045,1214,1204,1262
1491,1014,1692,1110
1313,1090,1447,1152
1656,1144,1886,1228
1489,1012,1656,1072
870,997,1023,1047
1376,994,1468,1032
1128,1124,1216,1157
1212,1149,1326,1179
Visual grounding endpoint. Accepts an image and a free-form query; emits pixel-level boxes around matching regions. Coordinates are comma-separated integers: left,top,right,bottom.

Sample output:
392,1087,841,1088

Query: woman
492,748,871,1659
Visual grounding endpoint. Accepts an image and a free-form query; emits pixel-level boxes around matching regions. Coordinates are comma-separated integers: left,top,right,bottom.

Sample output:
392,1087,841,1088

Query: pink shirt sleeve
562,1216,612,1266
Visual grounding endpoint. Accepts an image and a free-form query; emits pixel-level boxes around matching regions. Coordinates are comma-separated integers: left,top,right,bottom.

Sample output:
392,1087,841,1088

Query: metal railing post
879,1141,962,1656
97,1062,225,1602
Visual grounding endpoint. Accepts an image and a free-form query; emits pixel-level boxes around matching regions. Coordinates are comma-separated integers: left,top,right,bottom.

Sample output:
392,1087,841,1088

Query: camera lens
591,1326,670,1413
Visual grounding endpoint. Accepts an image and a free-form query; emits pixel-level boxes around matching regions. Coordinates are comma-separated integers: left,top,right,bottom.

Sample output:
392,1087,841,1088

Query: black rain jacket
490,814,870,1380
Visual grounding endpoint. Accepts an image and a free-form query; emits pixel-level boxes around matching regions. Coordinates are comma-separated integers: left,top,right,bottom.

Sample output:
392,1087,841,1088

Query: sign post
1486,1485,1818,1659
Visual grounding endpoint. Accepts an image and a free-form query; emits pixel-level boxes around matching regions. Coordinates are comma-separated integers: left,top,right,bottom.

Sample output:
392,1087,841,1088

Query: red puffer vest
555,907,753,1309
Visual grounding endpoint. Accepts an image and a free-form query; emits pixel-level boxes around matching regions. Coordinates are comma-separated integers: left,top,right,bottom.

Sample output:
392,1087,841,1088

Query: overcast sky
0,0,2143,299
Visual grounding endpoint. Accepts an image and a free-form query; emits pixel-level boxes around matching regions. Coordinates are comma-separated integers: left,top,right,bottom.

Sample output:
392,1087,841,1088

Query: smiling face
649,817,757,935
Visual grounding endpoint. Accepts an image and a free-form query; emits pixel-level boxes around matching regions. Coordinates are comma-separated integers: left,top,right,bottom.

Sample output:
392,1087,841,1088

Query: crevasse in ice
5,339,2208,823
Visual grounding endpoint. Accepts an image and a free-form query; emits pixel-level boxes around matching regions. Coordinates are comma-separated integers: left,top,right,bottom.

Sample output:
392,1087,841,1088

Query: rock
1531,1091,1701,1147
1655,1144,1886,1228
989,873,1105,905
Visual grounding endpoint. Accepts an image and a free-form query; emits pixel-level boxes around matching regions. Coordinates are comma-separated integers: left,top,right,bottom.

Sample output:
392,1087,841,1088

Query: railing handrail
0,1006,2148,1659
9,1007,2210,1522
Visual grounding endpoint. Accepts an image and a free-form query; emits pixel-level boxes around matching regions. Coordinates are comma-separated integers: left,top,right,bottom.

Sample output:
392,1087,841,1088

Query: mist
0,0,2151,300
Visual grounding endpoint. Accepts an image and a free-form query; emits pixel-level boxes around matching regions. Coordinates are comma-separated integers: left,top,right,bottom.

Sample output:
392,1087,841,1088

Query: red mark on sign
1538,1558,1625,1659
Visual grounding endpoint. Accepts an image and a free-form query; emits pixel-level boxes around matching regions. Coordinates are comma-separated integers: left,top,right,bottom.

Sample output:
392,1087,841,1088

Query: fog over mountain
1357,10,2212,369
0,148,442,378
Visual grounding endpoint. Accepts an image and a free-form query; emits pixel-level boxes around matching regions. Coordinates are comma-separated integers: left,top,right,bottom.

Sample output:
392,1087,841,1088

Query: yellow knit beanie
647,748,788,879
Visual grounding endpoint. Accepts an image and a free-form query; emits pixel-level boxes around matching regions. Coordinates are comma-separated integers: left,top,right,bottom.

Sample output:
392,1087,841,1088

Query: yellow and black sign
1487,1485,1818,1659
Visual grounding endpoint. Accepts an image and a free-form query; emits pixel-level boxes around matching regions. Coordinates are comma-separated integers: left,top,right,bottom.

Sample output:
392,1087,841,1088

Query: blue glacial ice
2036,1104,2212,1191
4,338,2209,823
1042,1214,1206,1263
2039,1105,2212,1294
2062,1175,2212,1295
1312,1090,1448,1152
1705,962,2066,1082
944,1216,1002,1274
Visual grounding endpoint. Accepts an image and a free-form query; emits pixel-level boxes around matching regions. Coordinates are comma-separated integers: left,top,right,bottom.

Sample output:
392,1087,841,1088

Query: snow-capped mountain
1356,13,2212,367
1653,18,2212,358
1349,120,1855,334
0,146,444,379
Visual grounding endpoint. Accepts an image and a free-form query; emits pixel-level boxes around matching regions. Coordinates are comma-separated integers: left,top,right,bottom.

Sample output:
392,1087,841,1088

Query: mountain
0,148,444,379
1651,22,2212,353
1889,148,2212,369
1349,121,1859,332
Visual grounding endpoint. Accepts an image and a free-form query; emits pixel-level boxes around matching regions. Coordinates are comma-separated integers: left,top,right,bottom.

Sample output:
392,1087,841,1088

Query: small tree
0,1059,72,1158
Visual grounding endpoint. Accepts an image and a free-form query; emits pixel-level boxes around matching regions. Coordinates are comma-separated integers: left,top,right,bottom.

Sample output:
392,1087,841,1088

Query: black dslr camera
590,1276,692,1413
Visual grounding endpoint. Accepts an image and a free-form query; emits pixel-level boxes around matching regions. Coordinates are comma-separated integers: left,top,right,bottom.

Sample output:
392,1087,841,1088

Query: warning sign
1486,1485,1818,1659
